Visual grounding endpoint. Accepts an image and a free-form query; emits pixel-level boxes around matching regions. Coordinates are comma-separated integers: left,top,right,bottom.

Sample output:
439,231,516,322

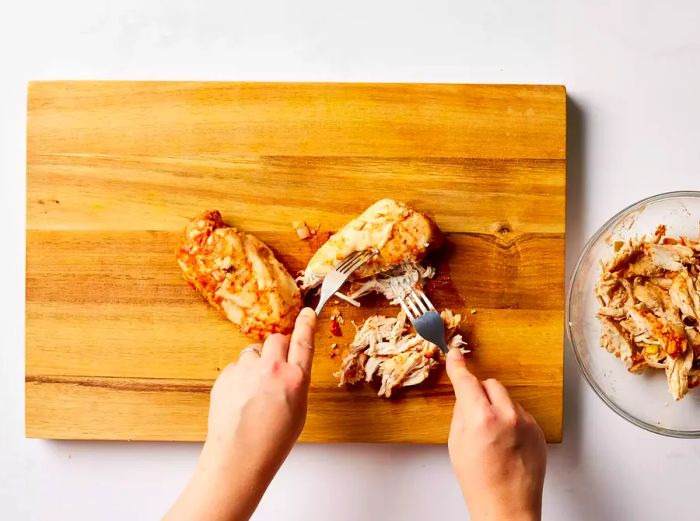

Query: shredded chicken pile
595,225,700,400
335,309,467,397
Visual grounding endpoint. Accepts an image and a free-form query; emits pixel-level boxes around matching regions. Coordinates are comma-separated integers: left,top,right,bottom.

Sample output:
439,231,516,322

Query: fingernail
300,307,316,318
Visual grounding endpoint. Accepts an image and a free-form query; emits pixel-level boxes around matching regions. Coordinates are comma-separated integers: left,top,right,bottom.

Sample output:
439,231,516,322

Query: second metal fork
390,279,448,353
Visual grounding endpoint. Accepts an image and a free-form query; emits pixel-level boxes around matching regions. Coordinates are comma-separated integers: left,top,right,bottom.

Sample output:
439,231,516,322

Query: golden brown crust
302,199,442,287
177,210,302,339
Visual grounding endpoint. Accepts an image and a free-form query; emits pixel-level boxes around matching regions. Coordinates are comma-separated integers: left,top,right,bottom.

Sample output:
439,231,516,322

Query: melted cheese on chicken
301,199,442,289
177,210,302,340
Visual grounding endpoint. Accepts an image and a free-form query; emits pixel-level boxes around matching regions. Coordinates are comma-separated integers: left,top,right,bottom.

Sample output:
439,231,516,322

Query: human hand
445,348,546,521
202,306,317,474
164,307,317,521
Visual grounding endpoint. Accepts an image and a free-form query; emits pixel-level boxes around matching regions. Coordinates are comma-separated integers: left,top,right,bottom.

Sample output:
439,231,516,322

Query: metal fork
390,279,448,353
314,248,378,315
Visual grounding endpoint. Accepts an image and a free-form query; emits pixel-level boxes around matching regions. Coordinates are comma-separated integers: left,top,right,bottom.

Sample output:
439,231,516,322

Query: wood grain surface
26,81,566,443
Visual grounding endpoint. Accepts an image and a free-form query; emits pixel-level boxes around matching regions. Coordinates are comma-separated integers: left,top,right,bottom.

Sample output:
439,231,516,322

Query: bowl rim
566,190,700,438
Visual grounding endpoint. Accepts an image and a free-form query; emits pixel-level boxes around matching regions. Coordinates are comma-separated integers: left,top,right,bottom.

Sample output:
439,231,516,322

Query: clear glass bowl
567,191,700,437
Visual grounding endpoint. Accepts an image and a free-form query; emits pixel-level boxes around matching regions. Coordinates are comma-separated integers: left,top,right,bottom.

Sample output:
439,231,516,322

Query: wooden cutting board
26,81,566,443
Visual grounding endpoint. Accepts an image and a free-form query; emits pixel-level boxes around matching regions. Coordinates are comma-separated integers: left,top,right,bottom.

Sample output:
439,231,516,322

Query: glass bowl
567,191,700,437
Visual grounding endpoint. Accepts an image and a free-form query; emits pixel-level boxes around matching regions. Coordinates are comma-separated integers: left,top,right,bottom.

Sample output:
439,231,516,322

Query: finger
261,333,290,361
514,401,536,423
481,378,514,413
238,343,262,363
288,308,317,376
445,348,489,406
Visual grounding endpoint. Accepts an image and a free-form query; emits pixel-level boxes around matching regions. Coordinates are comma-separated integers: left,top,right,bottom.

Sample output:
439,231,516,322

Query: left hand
164,307,317,521
202,307,317,474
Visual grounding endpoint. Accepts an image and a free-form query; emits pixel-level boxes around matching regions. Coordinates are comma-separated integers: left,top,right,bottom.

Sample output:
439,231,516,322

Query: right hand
445,348,547,521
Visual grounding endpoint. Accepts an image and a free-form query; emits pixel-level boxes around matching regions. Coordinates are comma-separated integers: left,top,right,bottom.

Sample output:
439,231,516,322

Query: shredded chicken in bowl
595,225,700,400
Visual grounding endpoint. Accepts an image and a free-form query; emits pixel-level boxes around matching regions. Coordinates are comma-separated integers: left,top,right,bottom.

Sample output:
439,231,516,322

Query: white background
1,1,698,520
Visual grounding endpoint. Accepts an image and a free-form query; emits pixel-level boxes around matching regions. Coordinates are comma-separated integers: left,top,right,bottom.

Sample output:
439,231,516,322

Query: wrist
186,441,273,521
199,435,283,492
470,506,540,521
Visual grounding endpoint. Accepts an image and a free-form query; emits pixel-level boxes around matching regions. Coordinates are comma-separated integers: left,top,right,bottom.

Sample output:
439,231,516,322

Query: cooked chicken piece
177,210,302,339
648,276,675,290
596,274,635,310
336,352,367,386
401,358,436,387
600,317,641,372
301,199,442,290
378,352,432,397
647,243,694,272
632,280,671,316
627,307,686,358
666,348,694,400
685,327,700,358
597,306,626,319
625,254,664,278
684,269,700,315
348,313,407,354
364,356,383,381
605,238,643,273
618,317,638,336
670,270,700,323
334,309,466,397
292,221,311,240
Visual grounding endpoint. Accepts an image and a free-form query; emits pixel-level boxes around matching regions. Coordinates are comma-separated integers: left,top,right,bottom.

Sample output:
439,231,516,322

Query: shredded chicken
595,225,700,400
345,262,436,304
334,309,468,397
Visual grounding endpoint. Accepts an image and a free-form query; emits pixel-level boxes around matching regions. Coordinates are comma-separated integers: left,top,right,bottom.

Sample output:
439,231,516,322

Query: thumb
446,347,470,379
446,348,487,404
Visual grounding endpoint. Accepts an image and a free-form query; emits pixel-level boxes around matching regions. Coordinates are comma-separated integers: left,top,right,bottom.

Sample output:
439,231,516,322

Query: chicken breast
177,210,302,340
301,199,442,289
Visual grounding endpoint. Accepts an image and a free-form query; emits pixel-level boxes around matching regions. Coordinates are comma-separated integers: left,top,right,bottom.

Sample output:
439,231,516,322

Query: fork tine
315,249,379,316
339,254,369,275
404,292,421,317
397,297,416,321
335,250,362,272
338,249,376,274
414,287,436,312
409,289,429,314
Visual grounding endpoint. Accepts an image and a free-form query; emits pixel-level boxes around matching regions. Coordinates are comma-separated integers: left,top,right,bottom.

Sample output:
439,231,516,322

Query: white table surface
1,1,698,519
